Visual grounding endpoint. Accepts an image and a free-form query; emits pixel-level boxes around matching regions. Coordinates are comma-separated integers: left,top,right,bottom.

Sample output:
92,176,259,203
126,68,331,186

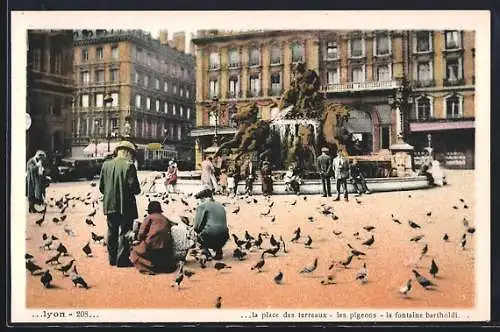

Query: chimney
159,30,169,45
172,31,186,52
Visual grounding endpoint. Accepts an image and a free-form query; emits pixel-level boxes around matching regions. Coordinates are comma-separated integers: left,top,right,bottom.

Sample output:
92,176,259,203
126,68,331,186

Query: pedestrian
260,159,274,196
99,141,141,267
350,158,371,196
317,147,333,197
165,160,178,193
418,148,435,186
332,149,350,201
201,156,218,193
193,186,230,260
227,169,236,197
130,201,178,274
26,150,50,213
218,169,228,196
244,156,255,195
284,163,302,195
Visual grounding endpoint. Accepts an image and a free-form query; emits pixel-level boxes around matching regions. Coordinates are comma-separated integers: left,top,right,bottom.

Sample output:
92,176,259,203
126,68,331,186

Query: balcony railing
443,78,465,87
208,63,220,70
270,58,282,66
268,87,283,96
228,62,240,69
322,80,399,93
225,90,242,99
31,71,74,87
248,61,261,68
412,79,436,88
247,89,262,98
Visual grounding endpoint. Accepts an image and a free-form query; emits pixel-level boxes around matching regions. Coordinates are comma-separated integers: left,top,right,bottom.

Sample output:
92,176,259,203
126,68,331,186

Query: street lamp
388,77,413,143
103,93,114,153
94,120,100,157
210,96,225,146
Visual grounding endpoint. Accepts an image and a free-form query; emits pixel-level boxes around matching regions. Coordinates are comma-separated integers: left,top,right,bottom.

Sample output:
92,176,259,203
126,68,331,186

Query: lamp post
388,78,413,143
209,96,225,147
94,120,100,157
103,93,114,153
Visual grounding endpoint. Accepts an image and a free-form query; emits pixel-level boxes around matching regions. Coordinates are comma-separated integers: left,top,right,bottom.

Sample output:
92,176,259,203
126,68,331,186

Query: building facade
71,29,196,165
191,29,475,170
27,30,74,160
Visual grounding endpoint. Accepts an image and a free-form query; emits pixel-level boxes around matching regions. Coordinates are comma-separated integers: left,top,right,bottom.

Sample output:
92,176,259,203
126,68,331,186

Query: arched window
270,44,281,64
415,96,432,120
445,94,463,118
249,46,260,66
291,42,304,62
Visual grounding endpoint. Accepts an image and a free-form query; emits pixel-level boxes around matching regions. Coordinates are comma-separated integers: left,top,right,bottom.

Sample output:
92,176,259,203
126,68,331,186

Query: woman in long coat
260,160,273,196
26,150,49,213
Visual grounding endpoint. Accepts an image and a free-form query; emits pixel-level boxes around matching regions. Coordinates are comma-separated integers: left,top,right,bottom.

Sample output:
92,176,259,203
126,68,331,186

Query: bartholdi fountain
177,62,430,195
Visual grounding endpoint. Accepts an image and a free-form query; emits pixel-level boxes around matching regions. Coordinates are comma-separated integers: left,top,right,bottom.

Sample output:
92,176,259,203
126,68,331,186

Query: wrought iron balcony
228,62,240,69
225,90,242,99
443,78,465,87
247,89,262,98
412,79,436,88
208,63,220,70
268,87,283,96
322,80,399,93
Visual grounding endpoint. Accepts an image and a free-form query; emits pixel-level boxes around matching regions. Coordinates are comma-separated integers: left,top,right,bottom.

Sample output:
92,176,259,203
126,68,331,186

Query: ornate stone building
71,29,195,165
191,29,475,170
27,30,74,160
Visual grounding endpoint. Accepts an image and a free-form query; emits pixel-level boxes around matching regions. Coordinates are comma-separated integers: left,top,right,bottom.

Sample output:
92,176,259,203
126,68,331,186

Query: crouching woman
130,201,178,274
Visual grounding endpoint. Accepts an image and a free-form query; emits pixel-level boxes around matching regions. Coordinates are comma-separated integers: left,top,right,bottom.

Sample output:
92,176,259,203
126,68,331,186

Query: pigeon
430,259,439,278
463,218,470,228
268,201,275,208
274,271,284,284
426,211,432,217
214,262,232,271
331,214,339,221
347,244,366,257
399,279,412,297
244,230,255,242
198,254,208,268
420,244,429,259
412,269,436,289
52,217,61,224
270,235,279,247
253,198,258,204
85,218,96,227
25,253,34,261
353,232,360,239
333,230,342,236
51,235,59,241
321,275,336,285
45,252,62,265
355,198,362,204
459,198,465,203
467,227,476,234
261,244,280,258
26,260,43,275
356,263,368,284
91,232,105,244
270,215,276,223
307,216,314,223
361,235,374,247
463,204,469,209
363,226,375,232
260,208,271,216
461,236,467,250
179,216,191,226
304,235,313,248
64,225,76,237
291,227,301,242
60,215,67,222
56,243,69,256
410,235,425,242
232,234,246,248
391,214,402,224
180,198,189,206
56,259,75,276
408,220,421,229
279,236,287,253
71,266,89,289
408,194,412,198
299,257,318,273
215,296,222,309
182,268,196,278
453,205,458,210
244,241,253,251
232,248,247,261
253,234,263,249
35,213,46,226
40,270,53,288
88,209,97,217
232,206,240,214
82,242,92,257
41,234,52,250
443,233,449,241
251,259,265,272
90,182,97,187
290,200,297,206
60,205,68,214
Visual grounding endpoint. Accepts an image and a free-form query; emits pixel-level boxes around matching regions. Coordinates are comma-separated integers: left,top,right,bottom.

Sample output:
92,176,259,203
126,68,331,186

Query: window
172,104,177,116
209,111,216,126
249,47,261,66
110,118,118,132
146,97,151,110
79,119,87,136
187,107,191,119
291,43,304,62
147,53,152,66
173,85,177,94
81,48,88,62
270,72,281,95
96,94,103,107
376,65,390,81
446,95,462,118
326,42,339,59
416,31,431,52
177,126,182,140
209,79,219,98
228,48,240,68
164,81,168,92
155,99,160,112
327,69,340,85
416,96,432,120
164,102,169,114
375,33,390,55
417,61,431,81
351,67,364,83
136,48,142,61
32,49,41,71
110,69,119,83
96,70,104,83
111,93,119,107
350,37,364,57
446,58,461,81
81,71,90,85
81,94,89,108
180,88,184,97
155,78,160,90
381,127,390,149
144,75,149,87
96,47,104,60
134,71,140,84
111,46,119,60
52,52,62,74
229,76,239,98
186,89,190,98
180,106,184,117
135,94,141,108
270,44,281,64
249,74,261,96
209,52,220,69
445,31,460,49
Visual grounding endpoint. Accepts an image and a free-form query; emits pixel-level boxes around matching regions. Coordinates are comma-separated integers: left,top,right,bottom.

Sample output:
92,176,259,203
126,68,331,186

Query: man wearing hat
99,141,141,267
332,149,350,201
317,147,333,197
193,185,229,260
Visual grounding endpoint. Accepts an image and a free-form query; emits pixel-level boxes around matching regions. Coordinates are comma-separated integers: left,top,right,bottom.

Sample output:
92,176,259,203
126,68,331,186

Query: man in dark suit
316,147,333,197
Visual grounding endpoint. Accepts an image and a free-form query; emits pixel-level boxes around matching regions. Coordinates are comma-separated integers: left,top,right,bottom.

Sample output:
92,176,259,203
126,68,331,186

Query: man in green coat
193,186,229,260
316,147,333,197
99,141,141,267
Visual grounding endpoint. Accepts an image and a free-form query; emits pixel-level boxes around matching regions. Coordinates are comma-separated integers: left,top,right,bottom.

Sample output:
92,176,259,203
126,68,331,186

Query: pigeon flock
25,176,476,308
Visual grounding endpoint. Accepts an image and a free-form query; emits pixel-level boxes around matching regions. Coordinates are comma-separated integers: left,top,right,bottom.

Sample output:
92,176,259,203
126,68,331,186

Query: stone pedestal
390,139,414,177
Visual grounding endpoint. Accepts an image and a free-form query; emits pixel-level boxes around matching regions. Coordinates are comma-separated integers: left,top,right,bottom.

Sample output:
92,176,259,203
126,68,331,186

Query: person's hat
147,200,163,214
195,185,213,199
169,160,175,165
263,160,270,165
115,140,136,152
321,147,329,153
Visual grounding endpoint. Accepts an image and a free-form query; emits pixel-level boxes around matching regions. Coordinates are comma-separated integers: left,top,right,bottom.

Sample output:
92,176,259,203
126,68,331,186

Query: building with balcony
407,30,475,169
71,29,196,165
27,30,75,160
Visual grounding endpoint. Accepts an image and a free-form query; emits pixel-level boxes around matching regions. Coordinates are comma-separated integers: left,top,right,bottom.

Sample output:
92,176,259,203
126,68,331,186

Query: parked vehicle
57,157,105,181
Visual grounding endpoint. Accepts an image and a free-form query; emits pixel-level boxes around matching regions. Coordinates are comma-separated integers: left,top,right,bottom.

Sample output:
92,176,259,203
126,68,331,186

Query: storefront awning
83,142,119,155
410,120,475,132
189,127,238,137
